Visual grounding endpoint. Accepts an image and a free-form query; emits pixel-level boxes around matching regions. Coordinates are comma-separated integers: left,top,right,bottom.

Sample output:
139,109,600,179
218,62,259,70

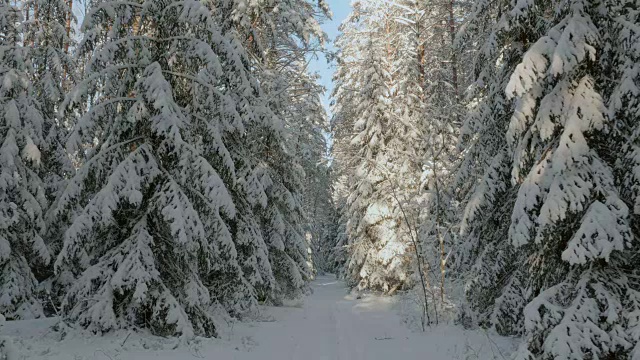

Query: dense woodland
0,0,639,359
329,0,640,358
0,0,333,341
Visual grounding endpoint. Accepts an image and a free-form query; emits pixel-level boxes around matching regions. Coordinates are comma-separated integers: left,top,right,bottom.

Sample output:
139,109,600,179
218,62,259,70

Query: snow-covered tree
611,3,640,356
332,0,424,293
213,0,331,302
284,68,333,275
21,0,76,309
452,0,528,330
504,0,637,357
52,0,260,337
0,0,50,320
22,0,75,207
451,0,640,357
392,0,468,309
221,0,328,63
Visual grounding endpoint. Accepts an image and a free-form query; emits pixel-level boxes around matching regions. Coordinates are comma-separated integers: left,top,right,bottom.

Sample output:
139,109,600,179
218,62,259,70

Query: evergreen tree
22,0,76,307
394,0,466,307
452,0,640,357
23,0,75,212
452,0,528,330
504,0,637,357
52,0,257,337
611,2,640,355
207,4,277,303
286,68,332,275
214,0,330,302
333,1,423,293
0,0,50,320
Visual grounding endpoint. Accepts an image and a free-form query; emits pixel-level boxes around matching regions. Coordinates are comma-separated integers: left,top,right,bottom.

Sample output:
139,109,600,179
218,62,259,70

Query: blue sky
309,0,353,118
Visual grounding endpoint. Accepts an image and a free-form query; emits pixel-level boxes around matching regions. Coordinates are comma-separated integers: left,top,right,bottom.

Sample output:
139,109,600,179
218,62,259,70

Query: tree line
0,0,334,341
330,0,640,358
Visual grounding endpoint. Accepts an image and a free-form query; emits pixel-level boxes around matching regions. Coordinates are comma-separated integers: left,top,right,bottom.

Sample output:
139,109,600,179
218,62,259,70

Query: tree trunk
447,0,459,98
65,0,73,54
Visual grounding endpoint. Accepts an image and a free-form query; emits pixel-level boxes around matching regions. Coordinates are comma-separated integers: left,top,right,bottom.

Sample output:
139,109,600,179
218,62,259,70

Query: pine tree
52,0,258,337
0,0,50,320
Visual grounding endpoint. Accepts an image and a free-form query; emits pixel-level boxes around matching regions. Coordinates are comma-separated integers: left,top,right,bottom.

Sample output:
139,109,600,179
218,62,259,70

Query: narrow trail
242,275,424,360
2,275,515,359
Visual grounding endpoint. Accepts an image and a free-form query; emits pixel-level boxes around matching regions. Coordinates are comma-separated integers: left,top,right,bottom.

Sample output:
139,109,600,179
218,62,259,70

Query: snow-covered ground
2,276,516,359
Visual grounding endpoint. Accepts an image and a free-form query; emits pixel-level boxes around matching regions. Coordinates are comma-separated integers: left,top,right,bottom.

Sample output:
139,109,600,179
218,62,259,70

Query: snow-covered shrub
0,315,16,360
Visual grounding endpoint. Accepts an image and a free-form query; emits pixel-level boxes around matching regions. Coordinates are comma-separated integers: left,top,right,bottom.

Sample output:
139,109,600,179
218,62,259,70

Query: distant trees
332,0,423,293
332,0,465,302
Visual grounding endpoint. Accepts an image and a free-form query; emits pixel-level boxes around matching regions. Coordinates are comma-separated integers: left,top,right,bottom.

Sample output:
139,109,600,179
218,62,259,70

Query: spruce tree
504,0,636,357
0,0,50,320
23,0,75,212
611,2,640,355
333,1,423,293
214,0,330,302
22,0,76,307
53,0,256,337
282,66,333,276
453,0,528,330
453,0,640,357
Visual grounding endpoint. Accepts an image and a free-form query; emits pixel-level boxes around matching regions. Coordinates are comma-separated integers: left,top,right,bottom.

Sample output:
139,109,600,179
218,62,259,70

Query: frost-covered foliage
0,0,50,320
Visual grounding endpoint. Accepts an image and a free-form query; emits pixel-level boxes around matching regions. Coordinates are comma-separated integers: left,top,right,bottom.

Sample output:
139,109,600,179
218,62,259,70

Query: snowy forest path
1,275,516,359
243,275,424,360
